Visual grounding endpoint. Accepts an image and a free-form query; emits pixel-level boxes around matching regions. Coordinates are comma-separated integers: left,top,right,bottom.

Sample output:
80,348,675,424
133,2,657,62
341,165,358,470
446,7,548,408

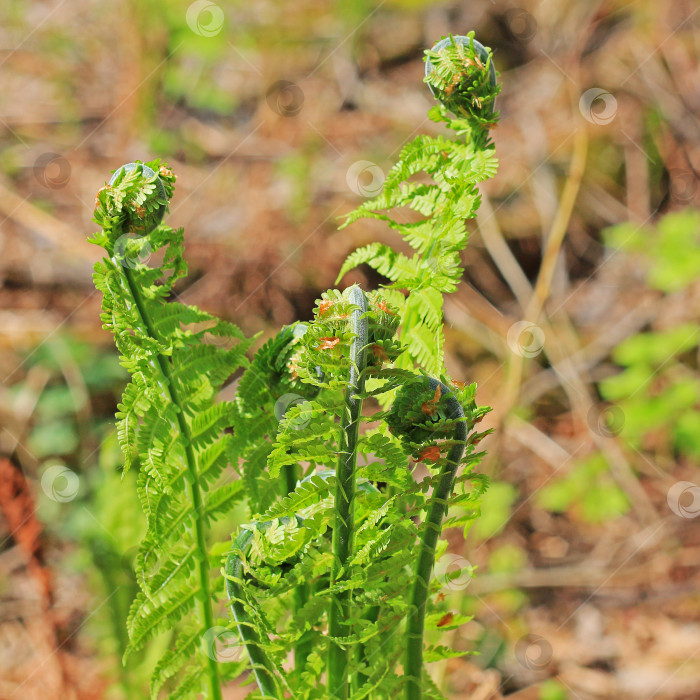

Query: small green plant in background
90,33,498,699
9,335,158,697
601,210,700,459
534,209,700,526
537,453,630,523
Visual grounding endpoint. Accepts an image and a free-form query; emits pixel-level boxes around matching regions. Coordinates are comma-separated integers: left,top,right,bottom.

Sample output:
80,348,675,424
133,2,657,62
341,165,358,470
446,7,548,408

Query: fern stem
354,603,379,690
281,463,313,670
225,530,282,699
283,463,297,495
122,266,223,700
328,285,369,699
405,379,466,700
293,582,312,669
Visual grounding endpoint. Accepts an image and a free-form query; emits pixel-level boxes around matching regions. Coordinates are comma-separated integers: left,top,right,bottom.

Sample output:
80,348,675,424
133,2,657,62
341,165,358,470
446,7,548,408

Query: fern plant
91,161,254,699
91,32,499,700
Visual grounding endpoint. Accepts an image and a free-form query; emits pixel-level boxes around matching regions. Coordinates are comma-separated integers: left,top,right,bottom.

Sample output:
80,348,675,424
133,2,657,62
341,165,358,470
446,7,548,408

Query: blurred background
1,0,699,698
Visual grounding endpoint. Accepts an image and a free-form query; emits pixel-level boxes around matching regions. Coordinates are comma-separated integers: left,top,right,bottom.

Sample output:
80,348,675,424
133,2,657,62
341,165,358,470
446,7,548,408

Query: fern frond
125,586,199,660
91,160,251,700
150,626,201,698
338,32,500,374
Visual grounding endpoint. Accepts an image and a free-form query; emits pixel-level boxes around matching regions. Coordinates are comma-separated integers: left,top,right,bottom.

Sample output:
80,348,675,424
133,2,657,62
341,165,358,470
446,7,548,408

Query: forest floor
1,0,700,698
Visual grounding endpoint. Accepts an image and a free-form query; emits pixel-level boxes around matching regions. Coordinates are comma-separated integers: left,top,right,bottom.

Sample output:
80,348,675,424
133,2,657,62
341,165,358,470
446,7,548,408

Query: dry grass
1,0,699,698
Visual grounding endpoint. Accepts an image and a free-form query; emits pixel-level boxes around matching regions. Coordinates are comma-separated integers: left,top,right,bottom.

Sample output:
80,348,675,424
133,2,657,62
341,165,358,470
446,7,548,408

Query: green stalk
283,463,297,495
354,604,379,690
122,265,222,700
292,581,312,669
405,379,466,700
282,463,313,670
225,530,282,699
328,286,369,699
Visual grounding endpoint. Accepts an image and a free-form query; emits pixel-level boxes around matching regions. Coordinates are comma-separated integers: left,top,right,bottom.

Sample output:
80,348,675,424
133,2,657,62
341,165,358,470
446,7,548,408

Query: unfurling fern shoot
92,31,499,700
338,33,500,375
91,161,253,699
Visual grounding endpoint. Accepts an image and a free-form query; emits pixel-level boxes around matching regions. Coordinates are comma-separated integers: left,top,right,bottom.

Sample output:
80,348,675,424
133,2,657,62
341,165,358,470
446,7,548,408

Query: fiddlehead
223,275,488,698
337,32,500,375
327,285,369,698
386,376,490,699
223,475,385,699
224,521,296,699
232,322,323,674
106,162,168,232
227,286,390,699
233,322,320,513
424,35,498,141
91,161,253,699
